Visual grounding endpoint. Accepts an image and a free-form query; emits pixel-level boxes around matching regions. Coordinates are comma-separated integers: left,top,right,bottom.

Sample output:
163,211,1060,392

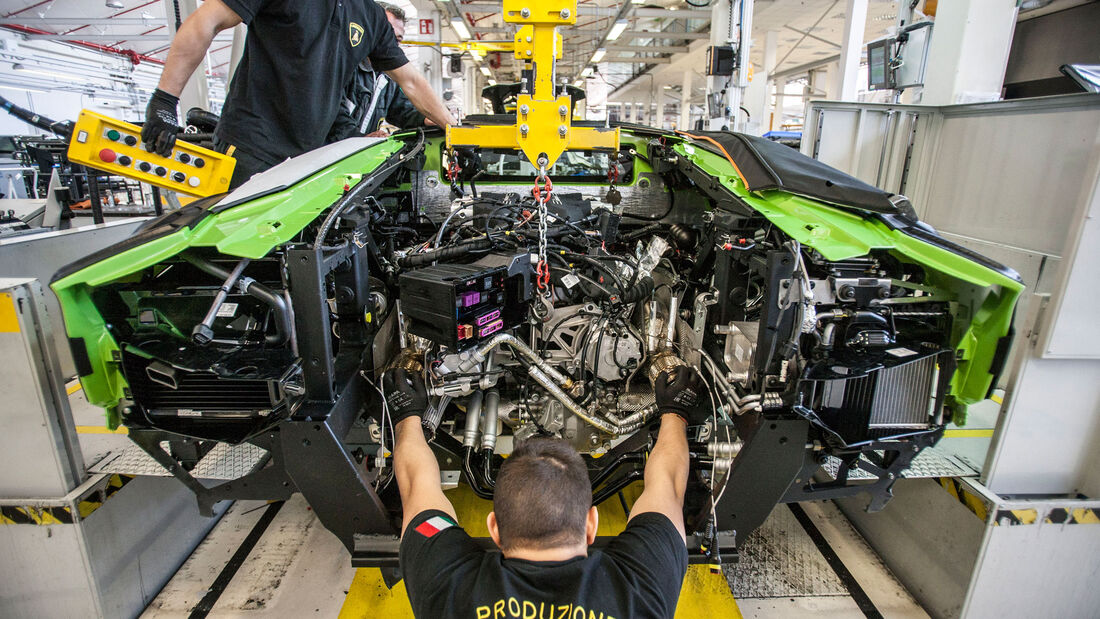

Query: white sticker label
177,409,201,417
561,273,580,289
887,347,918,358
216,302,238,318
76,130,88,143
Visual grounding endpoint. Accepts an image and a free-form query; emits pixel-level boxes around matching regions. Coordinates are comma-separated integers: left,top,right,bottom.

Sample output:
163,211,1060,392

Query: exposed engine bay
52,128,1023,564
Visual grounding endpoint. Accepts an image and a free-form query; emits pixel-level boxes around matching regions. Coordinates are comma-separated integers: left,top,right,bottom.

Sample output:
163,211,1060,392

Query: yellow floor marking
991,393,1003,404
0,292,20,333
75,425,128,435
340,482,740,618
66,382,83,395
944,428,994,438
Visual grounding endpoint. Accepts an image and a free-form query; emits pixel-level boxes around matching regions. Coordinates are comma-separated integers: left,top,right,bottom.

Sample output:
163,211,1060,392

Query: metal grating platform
821,445,977,481
89,441,268,480
726,503,848,598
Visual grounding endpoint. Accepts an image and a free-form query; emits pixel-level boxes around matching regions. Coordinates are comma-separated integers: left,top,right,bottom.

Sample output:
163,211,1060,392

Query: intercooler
803,349,949,443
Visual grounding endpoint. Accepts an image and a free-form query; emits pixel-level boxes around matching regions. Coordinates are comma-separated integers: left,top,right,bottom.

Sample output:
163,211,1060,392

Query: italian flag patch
414,515,456,538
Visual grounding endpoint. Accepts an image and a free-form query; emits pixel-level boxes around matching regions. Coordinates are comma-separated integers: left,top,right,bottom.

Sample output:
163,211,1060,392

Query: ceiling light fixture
0,83,48,94
581,67,594,78
12,63,72,80
106,0,124,8
450,17,471,40
590,48,606,63
606,20,628,41
480,66,491,77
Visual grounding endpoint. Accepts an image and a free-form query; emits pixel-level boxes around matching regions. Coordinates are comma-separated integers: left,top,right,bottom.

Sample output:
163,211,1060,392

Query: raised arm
143,0,241,155
384,369,457,535
627,365,705,544
157,0,243,97
383,63,458,128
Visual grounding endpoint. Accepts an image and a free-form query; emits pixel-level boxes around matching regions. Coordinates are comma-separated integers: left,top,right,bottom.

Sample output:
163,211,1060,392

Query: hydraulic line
462,391,484,448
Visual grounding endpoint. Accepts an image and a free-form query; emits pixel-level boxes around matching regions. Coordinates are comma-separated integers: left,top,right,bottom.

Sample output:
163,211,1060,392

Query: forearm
157,3,239,95
646,415,689,503
394,417,454,533
388,67,457,127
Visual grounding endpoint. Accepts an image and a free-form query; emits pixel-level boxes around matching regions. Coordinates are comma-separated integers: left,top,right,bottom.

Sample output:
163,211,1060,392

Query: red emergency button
99,148,117,163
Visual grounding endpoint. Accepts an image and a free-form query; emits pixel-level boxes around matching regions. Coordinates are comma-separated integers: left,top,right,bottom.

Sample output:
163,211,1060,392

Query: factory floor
66,383,987,618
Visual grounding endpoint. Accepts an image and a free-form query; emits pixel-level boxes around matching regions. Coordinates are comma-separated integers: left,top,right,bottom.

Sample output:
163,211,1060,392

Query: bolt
520,123,529,135
537,155,549,168
558,105,568,116
560,8,570,18
520,7,530,18
558,124,568,137
526,36,532,43
526,50,532,57
520,104,530,114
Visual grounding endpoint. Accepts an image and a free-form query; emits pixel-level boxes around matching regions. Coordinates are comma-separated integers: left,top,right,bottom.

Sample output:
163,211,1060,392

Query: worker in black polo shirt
327,2,430,142
141,0,456,189
382,365,701,618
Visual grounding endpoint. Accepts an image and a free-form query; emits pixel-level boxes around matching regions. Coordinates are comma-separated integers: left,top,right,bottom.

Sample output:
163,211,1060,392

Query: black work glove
381,368,429,424
142,88,180,157
655,365,707,426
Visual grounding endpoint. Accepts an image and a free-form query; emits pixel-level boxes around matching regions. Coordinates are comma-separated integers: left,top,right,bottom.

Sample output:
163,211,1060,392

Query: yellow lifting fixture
443,0,620,171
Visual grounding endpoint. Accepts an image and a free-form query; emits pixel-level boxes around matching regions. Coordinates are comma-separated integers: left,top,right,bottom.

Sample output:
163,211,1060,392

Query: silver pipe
193,258,250,345
462,391,484,448
527,366,617,434
665,293,679,350
647,300,660,352
459,333,573,388
480,389,500,451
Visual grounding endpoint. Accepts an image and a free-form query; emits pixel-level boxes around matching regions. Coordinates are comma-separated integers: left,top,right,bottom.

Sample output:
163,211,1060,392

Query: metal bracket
445,0,619,168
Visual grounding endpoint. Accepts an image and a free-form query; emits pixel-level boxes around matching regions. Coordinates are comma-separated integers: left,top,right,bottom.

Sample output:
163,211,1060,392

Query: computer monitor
867,38,893,90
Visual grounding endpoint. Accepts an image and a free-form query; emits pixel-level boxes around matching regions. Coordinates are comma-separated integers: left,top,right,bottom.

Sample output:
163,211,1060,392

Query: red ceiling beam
1,24,165,65
2,1,54,19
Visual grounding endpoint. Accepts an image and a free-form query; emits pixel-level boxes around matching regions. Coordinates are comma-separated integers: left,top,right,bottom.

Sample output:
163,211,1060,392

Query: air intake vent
122,351,278,418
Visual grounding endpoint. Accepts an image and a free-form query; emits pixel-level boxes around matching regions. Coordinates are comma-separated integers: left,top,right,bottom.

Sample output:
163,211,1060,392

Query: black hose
398,237,492,268
314,130,425,250
182,253,291,346
0,95,72,138
462,446,495,499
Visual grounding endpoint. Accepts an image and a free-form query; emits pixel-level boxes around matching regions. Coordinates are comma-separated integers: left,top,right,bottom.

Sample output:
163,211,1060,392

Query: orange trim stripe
676,131,750,190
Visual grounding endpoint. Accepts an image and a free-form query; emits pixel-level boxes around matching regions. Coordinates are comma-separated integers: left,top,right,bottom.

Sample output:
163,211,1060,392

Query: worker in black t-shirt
383,365,706,618
141,0,456,189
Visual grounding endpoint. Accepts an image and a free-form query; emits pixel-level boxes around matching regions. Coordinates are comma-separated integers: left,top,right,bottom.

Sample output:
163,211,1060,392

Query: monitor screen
867,39,892,90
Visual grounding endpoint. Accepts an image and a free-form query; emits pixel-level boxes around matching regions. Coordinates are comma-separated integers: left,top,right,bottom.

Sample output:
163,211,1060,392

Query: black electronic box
399,262,528,349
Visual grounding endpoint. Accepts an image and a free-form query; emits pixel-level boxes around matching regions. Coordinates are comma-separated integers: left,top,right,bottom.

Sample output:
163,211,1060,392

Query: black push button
154,166,167,177
178,153,191,164
193,157,205,168
172,171,186,182
123,135,138,146
138,161,151,172
118,155,132,166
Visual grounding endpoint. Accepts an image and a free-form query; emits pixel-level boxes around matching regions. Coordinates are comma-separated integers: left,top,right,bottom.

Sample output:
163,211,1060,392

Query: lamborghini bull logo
349,22,364,47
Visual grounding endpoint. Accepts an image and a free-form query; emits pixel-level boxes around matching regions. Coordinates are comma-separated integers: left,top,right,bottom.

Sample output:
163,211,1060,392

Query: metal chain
534,165,551,292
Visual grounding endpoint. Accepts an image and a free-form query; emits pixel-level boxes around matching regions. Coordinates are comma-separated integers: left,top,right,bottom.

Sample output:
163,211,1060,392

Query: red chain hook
536,260,551,291
608,163,620,184
532,174,553,204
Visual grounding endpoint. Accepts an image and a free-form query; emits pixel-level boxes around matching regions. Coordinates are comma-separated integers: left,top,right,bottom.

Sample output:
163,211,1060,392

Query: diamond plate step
821,445,977,481
89,441,268,480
